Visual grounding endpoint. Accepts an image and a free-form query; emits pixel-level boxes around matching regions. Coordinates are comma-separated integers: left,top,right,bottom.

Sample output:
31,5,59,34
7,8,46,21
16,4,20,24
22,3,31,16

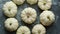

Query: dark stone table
0,0,60,34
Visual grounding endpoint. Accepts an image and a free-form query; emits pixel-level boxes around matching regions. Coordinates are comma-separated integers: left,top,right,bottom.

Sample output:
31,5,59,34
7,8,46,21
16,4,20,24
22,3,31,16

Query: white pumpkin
4,18,19,32
3,1,17,17
12,0,25,5
21,7,37,24
16,26,30,34
40,11,55,26
38,0,52,10
27,0,37,5
32,24,46,34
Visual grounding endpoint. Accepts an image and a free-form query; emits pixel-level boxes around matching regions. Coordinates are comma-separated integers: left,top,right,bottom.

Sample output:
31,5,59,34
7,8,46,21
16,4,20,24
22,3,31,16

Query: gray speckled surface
0,0,60,34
